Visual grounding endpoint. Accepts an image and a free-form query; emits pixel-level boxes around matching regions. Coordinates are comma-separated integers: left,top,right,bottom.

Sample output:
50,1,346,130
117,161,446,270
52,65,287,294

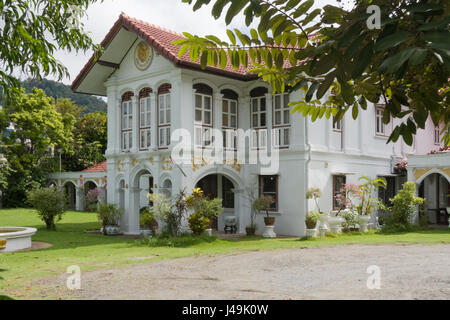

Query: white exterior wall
100,37,423,237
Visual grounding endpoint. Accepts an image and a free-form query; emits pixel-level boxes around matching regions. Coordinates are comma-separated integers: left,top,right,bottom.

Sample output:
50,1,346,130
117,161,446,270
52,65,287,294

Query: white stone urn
204,228,213,236
263,226,277,238
318,213,329,236
305,228,317,237
328,211,344,234
104,225,120,236
140,229,152,238
358,215,371,233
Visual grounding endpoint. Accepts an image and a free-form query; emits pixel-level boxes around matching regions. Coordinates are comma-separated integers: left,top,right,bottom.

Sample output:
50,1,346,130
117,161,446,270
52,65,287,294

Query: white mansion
48,13,449,236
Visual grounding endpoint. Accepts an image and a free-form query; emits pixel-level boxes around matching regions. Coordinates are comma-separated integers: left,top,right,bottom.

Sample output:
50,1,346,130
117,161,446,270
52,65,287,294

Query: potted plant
307,188,328,236
356,176,387,232
253,196,276,238
305,211,320,237
140,207,156,238
330,184,358,234
241,183,259,236
254,196,276,225
246,206,257,236
97,203,122,236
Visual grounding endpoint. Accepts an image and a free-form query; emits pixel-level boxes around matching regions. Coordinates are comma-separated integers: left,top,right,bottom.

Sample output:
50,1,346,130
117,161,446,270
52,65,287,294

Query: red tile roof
82,161,107,172
71,13,258,92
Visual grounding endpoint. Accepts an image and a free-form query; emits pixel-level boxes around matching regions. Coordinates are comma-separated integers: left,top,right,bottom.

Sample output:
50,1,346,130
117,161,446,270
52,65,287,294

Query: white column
131,95,139,153
75,187,85,211
106,158,116,205
238,96,250,131
214,93,223,130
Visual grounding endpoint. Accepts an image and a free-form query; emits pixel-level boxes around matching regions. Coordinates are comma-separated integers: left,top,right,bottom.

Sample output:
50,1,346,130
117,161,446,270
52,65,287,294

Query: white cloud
54,0,345,85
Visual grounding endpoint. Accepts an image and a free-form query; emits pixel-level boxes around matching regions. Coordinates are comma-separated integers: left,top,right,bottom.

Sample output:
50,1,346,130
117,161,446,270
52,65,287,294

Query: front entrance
419,173,450,225
196,174,235,231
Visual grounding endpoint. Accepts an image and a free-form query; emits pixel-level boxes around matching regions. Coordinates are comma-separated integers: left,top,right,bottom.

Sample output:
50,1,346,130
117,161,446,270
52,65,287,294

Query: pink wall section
414,117,445,155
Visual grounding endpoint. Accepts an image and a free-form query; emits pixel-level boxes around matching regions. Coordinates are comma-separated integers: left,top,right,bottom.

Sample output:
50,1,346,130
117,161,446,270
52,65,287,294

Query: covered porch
47,162,108,211
407,152,450,226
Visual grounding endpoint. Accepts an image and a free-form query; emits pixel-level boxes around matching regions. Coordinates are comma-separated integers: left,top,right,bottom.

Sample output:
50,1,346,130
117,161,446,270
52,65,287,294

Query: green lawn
0,208,449,299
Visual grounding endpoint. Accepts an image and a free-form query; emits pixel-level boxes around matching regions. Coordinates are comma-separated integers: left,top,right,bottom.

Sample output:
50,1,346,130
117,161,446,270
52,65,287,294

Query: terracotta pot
264,217,275,226
246,227,256,236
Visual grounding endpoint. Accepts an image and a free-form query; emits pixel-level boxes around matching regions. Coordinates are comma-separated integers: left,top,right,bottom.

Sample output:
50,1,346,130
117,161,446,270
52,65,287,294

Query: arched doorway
195,174,235,231
84,181,98,211
63,181,77,210
419,173,450,225
131,169,154,233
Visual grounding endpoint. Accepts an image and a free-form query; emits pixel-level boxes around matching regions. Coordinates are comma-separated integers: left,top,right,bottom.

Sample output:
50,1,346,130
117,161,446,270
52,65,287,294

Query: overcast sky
54,0,348,85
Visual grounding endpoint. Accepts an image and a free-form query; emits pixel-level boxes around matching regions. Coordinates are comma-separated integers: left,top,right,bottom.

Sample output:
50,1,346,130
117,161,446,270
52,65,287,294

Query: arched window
250,87,268,149
121,91,134,151
194,83,213,147
139,88,152,150
158,83,171,148
221,89,238,149
162,179,172,199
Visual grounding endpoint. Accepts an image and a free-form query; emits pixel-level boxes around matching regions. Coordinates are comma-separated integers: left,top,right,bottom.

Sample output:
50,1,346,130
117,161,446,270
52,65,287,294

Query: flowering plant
86,188,100,204
335,184,360,214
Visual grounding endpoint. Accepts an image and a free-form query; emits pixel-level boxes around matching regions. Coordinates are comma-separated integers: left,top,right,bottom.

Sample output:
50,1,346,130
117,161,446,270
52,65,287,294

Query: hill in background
21,79,107,114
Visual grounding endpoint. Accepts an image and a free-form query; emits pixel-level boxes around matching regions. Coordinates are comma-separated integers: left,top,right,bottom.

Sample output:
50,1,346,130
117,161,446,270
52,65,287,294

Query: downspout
304,117,312,234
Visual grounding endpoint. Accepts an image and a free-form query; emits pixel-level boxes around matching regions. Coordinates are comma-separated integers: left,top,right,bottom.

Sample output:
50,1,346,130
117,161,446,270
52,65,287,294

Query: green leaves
379,47,415,73
225,0,248,25
0,0,101,101
352,41,374,78
180,0,450,147
374,32,409,52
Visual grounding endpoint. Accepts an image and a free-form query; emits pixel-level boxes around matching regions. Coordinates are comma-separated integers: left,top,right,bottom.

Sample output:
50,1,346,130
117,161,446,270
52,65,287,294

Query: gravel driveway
36,244,450,300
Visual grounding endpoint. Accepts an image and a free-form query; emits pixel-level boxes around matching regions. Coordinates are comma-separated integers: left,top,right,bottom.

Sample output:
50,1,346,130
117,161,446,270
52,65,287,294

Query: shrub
27,187,66,230
188,212,210,235
140,207,156,230
381,182,424,232
305,211,320,229
186,188,224,233
86,188,100,204
97,203,122,235
148,190,188,237
341,209,359,231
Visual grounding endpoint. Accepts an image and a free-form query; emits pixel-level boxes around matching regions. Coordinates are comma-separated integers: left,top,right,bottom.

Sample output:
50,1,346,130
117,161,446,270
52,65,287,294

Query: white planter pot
204,229,213,236
328,216,343,234
305,228,317,237
319,226,328,237
140,229,152,238
105,225,120,236
263,226,277,238
358,215,371,233
319,213,329,228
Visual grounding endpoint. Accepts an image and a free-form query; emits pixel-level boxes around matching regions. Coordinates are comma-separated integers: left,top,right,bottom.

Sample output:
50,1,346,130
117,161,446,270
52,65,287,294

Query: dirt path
34,244,450,300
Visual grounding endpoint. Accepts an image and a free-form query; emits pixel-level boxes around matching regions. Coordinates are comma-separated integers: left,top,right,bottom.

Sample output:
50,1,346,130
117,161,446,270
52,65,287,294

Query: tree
178,0,450,146
0,89,75,206
27,187,67,230
0,0,101,102
62,111,107,172
21,78,107,115
55,98,86,120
